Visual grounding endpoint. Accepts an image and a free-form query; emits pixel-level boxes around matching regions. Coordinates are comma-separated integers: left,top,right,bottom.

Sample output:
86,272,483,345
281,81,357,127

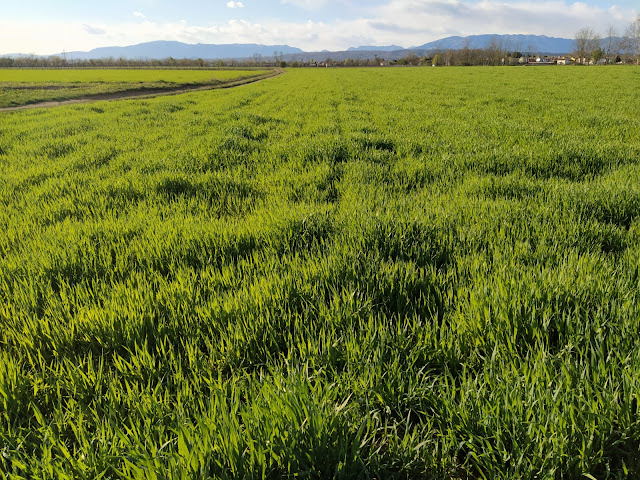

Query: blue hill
64,41,303,60
412,35,576,54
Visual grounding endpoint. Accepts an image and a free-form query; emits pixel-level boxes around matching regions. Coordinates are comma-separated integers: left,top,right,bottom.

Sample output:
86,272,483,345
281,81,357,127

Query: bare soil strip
0,69,284,112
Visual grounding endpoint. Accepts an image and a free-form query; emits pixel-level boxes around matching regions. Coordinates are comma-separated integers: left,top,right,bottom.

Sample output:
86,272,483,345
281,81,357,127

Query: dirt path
0,69,284,112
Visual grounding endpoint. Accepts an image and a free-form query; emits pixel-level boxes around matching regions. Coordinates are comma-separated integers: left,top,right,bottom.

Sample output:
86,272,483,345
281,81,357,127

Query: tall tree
622,16,640,64
604,26,620,63
574,26,600,64
485,36,504,66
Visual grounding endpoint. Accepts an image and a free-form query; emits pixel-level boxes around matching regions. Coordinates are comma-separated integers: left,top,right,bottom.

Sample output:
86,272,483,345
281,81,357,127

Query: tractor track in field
0,69,284,112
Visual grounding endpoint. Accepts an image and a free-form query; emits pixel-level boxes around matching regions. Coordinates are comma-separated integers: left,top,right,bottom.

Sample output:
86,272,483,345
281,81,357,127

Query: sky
1,0,638,55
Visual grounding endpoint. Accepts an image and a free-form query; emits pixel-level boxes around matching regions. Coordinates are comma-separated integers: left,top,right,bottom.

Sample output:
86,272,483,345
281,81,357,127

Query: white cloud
83,24,106,35
226,1,245,7
133,11,146,18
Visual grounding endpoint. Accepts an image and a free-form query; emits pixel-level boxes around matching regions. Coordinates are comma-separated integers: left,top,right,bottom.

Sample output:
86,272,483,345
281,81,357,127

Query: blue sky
1,1,638,54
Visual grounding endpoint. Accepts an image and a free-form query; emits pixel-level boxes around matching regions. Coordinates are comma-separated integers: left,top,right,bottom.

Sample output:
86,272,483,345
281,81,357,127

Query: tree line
0,55,272,69
574,16,640,64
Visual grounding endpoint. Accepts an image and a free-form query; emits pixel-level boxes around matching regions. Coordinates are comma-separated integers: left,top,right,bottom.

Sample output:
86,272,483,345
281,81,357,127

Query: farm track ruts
0,69,284,112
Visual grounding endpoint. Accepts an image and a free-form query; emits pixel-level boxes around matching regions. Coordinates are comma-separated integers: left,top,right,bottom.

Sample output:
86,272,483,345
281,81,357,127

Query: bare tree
443,49,453,66
485,36,504,65
525,43,535,61
574,26,601,64
622,16,640,64
603,26,620,63
461,38,472,65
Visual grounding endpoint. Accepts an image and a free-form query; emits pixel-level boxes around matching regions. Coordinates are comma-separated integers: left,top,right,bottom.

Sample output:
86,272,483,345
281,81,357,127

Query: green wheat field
0,69,270,108
1,66,640,479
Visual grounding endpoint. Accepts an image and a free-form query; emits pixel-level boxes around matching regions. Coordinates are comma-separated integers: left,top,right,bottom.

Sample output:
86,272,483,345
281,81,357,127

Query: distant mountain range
62,41,303,61
412,34,577,54
3,34,583,61
341,35,578,56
